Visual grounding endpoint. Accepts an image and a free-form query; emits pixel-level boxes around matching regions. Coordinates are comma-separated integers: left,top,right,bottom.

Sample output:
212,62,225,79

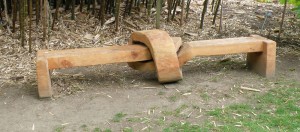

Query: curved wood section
128,30,183,83
128,37,182,72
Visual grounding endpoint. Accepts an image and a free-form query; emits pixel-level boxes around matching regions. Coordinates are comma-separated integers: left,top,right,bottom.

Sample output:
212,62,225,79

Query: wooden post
247,40,276,78
36,51,52,98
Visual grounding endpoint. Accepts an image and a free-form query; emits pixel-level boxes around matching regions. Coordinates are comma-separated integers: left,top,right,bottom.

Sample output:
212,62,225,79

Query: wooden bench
178,35,276,77
127,33,276,78
36,30,276,98
37,32,182,98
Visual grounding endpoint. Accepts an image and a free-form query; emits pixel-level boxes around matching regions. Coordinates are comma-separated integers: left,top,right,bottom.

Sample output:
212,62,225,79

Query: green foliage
280,0,300,17
205,80,300,131
163,122,205,132
163,80,300,131
112,112,127,122
123,127,133,132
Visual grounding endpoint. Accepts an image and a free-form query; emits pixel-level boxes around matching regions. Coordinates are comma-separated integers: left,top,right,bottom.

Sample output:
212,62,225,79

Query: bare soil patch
0,0,299,131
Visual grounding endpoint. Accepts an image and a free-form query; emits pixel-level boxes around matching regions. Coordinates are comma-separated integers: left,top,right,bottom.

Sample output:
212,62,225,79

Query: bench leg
246,40,276,78
36,55,52,98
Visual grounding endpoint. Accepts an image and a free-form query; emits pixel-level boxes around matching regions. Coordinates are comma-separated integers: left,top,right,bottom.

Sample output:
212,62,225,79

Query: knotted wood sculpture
37,30,276,98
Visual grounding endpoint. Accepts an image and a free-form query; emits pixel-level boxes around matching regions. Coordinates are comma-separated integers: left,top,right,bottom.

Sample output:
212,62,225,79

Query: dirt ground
0,0,300,131
0,47,299,131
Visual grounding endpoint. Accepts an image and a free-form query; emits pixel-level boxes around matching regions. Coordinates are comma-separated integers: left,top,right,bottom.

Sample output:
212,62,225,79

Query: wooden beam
178,37,268,66
44,45,152,69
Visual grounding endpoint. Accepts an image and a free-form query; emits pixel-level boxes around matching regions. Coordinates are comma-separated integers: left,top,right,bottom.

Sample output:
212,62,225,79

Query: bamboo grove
0,0,224,52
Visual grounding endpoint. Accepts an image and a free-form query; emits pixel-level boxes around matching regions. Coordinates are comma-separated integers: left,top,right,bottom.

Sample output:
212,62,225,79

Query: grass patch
163,122,207,132
103,129,112,132
127,117,142,122
112,112,127,122
158,91,166,95
164,80,300,131
200,92,210,101
123,127,133,132
162,104,189,117
168,94,180,102
93,128,101,132
54,126,65,132
208,80,300,131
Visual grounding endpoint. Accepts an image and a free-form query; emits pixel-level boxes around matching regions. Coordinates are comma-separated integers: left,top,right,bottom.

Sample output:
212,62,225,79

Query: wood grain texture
36,31,276,98
36,51,52,98
128,37,182,72
128,30,183,83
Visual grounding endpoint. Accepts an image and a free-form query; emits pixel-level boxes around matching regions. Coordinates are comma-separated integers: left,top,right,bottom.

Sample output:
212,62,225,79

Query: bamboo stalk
115,0,121,31
129,0,135,16
218,0,223,32
180,0,185,26
200,0,208,29
36,0,40,25
80,0,84,12
29,0,32,53
156,0,162,29
71,0,75,20
87,0,91,11
19,0,25,47
167,0,172,22
185,0,191,20
212,0,220,25
171,0,178,20
92,0,96,14
100,0,106,26
147,0,153,16
278,0,287,39
12,0,16,32
3,0,12,33
211,0,215,12
52,0,61,30
43,0,47,41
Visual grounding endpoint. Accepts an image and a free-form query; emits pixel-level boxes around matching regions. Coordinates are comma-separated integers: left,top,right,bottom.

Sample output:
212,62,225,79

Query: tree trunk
0,0,2,20
180,0,185,26
171,0,178,20
212,0,220,25
43,0,48,41
80,0,84,12
211,0,215,12
92,0,96,14
12,0,17,32
128,0,134,16
278,0,287,39
186,0,191,20
218,0,223,32
200,0,208,29
36,0,40,25
71,0,75,20
115,0,121,31
167,0,172,22
123,0,129,18
4,0,12,31
52,0,61,30
87,0,91,11
19,0,25,47
156,0,162,29
147,0,153,16
29,0,32,52
100,0,105,26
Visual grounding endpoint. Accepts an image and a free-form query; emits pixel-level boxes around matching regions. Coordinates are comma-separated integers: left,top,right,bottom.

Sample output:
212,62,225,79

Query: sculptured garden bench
37,30,276,98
